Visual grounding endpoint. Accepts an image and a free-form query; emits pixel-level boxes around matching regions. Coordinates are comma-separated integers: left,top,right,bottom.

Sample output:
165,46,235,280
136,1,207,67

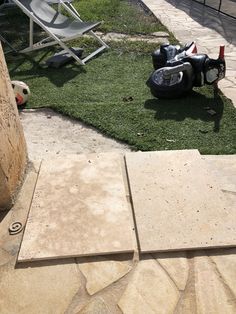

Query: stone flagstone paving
0,154,235,313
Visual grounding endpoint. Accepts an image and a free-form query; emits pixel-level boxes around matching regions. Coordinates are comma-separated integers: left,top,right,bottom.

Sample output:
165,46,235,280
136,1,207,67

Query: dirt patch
19,109,131,160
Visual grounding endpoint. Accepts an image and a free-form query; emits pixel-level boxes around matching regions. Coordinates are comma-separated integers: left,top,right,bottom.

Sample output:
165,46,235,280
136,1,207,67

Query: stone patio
0,1,236,313
0,150,235,313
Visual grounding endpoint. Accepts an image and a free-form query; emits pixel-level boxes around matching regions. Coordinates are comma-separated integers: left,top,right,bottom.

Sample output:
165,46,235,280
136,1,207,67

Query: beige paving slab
79,297,111,314
194,254,236,313
118,258,180,314
0,259,82,314
202,155,236,193
78,256,132,295
18,153,134,262
208,248,236,297
125,150,236,253
153,251,189,291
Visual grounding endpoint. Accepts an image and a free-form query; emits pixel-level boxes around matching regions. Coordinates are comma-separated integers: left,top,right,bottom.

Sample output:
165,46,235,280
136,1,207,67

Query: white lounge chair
11,0,108,65
0,1,18,53
46,0,79,16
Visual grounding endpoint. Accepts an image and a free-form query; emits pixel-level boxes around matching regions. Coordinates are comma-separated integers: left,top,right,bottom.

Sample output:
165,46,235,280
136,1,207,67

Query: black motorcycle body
147,43,226,99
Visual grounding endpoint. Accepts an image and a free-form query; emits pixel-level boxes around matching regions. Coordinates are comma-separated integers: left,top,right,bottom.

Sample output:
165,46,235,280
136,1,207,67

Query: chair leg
82,45,106,64
67,3,80,17
58,41,86,65
29,17,34,48
88,30,109,49
0,34,18,53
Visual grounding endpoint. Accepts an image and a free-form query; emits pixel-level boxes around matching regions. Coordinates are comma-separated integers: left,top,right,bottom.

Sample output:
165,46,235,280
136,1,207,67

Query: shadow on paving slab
15,253,135,269
15,249,236,269
141,247,236,261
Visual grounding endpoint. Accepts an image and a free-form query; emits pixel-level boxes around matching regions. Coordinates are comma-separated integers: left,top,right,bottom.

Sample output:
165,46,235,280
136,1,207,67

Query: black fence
193,0,236,19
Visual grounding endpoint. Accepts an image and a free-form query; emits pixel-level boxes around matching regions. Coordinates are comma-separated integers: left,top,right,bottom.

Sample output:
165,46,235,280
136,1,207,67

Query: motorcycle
146,42,226,99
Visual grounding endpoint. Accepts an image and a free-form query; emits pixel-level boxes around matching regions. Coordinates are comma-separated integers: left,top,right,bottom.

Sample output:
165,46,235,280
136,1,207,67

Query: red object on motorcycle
192,45,197,54
219,45,225,59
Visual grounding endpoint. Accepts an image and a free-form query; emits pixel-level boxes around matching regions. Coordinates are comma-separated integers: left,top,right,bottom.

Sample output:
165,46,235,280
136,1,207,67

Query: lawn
3,0,236,154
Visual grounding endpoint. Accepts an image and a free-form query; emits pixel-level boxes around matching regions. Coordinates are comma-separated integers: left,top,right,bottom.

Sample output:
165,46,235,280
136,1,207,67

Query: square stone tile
18,153,134,262
125,150,236,253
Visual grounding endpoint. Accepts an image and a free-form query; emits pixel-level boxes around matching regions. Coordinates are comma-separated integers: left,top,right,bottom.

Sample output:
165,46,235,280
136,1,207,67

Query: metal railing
193,0,236,19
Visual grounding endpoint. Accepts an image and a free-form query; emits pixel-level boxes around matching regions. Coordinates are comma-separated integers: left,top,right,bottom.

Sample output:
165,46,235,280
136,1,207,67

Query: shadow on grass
8,52,86,87
144,89,224,132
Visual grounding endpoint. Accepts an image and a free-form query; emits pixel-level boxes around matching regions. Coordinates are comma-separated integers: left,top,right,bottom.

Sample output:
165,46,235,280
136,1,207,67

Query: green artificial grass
3,0,236,154
74,0,167,34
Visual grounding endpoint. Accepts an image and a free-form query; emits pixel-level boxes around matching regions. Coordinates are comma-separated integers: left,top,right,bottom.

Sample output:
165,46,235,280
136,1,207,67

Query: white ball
11,80,30,106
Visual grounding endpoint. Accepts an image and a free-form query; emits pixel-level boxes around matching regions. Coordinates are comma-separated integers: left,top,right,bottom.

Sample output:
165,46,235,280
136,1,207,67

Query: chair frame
0,1,18,53
12,0,109,65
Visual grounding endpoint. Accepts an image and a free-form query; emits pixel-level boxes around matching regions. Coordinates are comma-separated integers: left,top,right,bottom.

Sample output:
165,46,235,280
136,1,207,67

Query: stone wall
0,42,27,211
